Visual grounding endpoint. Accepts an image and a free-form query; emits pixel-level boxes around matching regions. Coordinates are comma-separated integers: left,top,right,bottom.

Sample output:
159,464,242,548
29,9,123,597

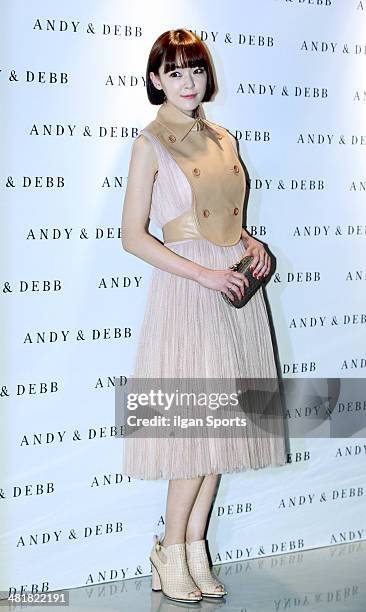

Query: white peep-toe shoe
185,539,228,598
150,534,202,603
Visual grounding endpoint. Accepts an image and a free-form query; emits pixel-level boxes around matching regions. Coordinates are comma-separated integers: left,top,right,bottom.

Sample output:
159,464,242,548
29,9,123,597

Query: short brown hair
146,29,216,105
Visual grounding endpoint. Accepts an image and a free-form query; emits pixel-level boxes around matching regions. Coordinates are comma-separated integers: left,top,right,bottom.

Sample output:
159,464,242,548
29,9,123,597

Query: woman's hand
242,235,271,279
196,268,250,302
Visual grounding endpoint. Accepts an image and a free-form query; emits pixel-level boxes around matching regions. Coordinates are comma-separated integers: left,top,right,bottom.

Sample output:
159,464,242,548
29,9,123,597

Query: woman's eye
169,67,205,77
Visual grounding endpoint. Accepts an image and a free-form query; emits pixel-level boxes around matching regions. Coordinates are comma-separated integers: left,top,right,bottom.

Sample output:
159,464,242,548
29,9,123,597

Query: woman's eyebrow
170,65,200,70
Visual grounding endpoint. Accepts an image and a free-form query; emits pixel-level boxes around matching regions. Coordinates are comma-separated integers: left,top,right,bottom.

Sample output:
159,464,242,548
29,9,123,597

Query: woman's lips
181,94,197,99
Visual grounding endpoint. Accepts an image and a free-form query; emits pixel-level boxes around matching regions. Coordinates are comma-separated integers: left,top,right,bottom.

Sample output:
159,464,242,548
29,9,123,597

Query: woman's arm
121,134,206,282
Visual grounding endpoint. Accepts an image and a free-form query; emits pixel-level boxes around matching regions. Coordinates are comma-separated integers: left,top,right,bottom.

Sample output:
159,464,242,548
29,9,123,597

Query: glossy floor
6,541,366,612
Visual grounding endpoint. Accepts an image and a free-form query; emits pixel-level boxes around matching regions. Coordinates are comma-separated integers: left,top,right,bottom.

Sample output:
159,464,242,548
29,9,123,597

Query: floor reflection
5,541,365,612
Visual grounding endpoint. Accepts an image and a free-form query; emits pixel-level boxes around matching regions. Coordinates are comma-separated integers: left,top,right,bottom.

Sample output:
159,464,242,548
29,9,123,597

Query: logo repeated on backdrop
4,70,69,84
341,356,366,370
288,312,366,329
4,176,65,187
1,0,365,597
214,538,306,562
15,521,124,548
18,427,126,447
28,124,140,137
282,361,317,374
237,84,328,98
33,20,143,37
21,328,132,344
354,89,366,102
300,40,366,55
336,443,366,457
292,225,366,236
275,0,333,6
297,132,366,145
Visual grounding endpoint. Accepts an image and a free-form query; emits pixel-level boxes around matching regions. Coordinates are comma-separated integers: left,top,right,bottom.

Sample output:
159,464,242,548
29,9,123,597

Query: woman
121,28,287,603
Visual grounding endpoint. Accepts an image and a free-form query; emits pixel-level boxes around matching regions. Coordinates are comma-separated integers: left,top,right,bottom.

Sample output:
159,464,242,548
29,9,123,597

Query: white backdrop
1,0,366,597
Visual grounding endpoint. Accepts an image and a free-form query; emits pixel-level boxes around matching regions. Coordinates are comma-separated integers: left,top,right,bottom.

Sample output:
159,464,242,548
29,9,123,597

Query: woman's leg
163,476,204,546
185,474,225,595
185,474,220,543
156,474,222,598
158,476,204,598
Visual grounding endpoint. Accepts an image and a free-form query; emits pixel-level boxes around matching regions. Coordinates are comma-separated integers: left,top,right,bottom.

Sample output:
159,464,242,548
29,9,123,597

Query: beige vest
142,100,246,246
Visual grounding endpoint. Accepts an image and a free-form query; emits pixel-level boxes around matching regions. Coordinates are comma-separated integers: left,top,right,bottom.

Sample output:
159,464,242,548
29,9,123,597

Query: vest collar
156,99,219,142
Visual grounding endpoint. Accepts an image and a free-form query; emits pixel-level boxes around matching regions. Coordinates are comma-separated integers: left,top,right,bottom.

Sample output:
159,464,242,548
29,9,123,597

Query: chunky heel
151,563,162,591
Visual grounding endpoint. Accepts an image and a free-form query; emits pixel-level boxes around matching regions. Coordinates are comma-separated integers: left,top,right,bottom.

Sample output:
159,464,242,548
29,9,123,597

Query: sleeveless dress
121,126,288,480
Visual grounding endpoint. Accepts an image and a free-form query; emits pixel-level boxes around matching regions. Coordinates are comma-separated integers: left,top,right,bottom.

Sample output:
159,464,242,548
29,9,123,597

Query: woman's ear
149,71,162,90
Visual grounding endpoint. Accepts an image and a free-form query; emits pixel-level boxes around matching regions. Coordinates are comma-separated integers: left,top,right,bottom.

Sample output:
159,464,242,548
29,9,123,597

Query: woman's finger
232,271,249,288
228,278,245,298
264,254,272,277
258,253,270,278
253,257,265,277
226,283,242,300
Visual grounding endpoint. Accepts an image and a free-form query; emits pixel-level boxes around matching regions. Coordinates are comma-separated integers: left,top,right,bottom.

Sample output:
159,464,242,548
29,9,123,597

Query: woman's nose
183,72,195,87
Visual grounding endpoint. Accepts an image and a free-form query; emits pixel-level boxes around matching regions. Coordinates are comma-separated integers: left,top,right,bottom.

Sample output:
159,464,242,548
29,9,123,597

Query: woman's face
150,60,208,116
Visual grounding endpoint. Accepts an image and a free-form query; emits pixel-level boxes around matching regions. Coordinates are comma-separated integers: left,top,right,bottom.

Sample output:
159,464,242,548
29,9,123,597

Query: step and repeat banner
1,0,365,598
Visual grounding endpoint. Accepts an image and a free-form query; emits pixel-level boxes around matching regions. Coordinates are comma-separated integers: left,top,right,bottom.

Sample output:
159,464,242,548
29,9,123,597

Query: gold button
233,207,239,215
233,164,239,173
192,167,200,177
168,134,176,143
203,209,210,217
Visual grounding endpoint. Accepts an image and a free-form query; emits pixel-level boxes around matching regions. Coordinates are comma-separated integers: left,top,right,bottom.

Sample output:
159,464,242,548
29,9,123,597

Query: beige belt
162,208,203,243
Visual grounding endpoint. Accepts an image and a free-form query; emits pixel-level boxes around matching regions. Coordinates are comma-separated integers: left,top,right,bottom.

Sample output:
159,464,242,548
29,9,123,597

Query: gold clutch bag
221,255,266,308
